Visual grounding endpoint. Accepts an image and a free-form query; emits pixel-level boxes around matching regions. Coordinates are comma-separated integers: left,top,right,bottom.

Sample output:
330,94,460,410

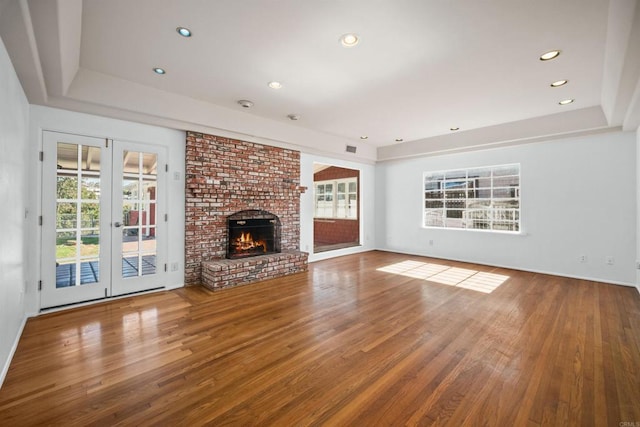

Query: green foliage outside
56,176,100,260
56,236,100,259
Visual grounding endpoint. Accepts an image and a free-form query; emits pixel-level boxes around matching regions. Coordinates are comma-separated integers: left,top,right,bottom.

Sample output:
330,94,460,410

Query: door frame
111,140,167,296
40,131,168,309
41,131,112,308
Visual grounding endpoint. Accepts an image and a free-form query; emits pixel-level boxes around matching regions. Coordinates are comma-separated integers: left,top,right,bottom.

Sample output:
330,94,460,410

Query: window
423,164,520,232
314,178,358,219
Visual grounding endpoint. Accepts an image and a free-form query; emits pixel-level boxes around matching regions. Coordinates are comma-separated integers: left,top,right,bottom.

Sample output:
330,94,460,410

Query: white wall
27,106,186,314
0,37,29,386
300,153,376,262
376,131,637,286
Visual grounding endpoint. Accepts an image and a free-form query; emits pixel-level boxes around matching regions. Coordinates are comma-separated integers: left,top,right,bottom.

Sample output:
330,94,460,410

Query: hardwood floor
1,251,639,426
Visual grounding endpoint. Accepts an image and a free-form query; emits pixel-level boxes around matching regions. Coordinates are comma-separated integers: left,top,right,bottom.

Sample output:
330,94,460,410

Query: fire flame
233,232,267,253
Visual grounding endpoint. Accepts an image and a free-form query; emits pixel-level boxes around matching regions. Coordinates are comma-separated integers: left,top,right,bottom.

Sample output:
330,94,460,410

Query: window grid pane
423,164,520,232
121,151,158,279
314,178,358,219
56,142,101,288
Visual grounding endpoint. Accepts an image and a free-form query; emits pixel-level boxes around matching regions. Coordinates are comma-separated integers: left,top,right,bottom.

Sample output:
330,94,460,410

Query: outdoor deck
55,255,156,287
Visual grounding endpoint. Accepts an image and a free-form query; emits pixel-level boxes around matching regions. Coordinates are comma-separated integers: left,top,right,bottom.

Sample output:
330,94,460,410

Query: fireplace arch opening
227,210,281,259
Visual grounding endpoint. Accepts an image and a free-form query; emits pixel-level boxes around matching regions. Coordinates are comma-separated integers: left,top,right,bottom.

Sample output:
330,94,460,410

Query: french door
41,131,167,309
111,140,167,296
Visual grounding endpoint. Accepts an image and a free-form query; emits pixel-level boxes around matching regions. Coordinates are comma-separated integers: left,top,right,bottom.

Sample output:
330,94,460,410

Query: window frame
423,164,521,233
314,177,358,220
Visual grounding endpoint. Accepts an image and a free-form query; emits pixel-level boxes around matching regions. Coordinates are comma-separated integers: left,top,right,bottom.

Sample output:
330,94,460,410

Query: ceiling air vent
346,145,357,154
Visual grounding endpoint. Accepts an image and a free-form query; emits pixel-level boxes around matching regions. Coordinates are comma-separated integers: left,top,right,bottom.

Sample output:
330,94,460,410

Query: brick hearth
185,132,308,289
201,250,308,290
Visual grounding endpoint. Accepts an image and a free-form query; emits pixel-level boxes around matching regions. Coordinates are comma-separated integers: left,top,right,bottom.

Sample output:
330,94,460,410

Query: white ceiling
1,0,639,162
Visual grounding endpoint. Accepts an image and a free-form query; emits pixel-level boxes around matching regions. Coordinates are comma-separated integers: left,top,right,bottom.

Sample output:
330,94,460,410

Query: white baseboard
0,314,28,390
308,244,373,263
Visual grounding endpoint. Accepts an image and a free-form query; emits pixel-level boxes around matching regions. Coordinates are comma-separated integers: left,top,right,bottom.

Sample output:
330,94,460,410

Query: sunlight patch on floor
377,260,509,293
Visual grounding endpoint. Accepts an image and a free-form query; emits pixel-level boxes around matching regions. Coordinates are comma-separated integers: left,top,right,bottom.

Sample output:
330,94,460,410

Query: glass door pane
55,143,102,287
121,150,157,278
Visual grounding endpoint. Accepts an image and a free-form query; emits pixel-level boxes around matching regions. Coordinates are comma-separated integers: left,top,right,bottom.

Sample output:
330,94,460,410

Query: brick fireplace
185,132,308,289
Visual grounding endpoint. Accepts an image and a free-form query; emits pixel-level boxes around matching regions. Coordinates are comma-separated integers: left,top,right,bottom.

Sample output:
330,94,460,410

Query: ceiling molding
22,0,81,97
601,0,640,128
624,75,640,131
60,67,378,161
0,0,47,104
621,2,640,131
0,0,11,17
377,106,613,161
1,0,639,162
377,126,623,163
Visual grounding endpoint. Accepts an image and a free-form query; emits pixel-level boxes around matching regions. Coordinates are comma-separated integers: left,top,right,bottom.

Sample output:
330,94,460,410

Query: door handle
114,222,122,228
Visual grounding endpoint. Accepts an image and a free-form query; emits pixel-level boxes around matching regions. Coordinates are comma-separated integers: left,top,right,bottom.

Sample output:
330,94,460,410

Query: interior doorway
312,163,360,253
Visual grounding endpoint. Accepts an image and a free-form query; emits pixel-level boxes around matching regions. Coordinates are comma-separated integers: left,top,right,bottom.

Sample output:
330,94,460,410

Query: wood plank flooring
1,251,639,426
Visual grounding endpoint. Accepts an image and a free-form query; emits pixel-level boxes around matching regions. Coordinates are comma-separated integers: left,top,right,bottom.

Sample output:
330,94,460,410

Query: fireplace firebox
227,210,281,259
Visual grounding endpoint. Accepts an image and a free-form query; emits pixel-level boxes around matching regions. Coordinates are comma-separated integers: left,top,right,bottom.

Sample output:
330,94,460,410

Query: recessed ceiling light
237,100,254,108
450,127,460,131
550,79,568,87
558,98,574,105
360,136,368,140
395,138,403,142
268,81,282,89
153,67,166,75
287,114,300,121
540,50,561,61
176,27,192,37
340,33,359,47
